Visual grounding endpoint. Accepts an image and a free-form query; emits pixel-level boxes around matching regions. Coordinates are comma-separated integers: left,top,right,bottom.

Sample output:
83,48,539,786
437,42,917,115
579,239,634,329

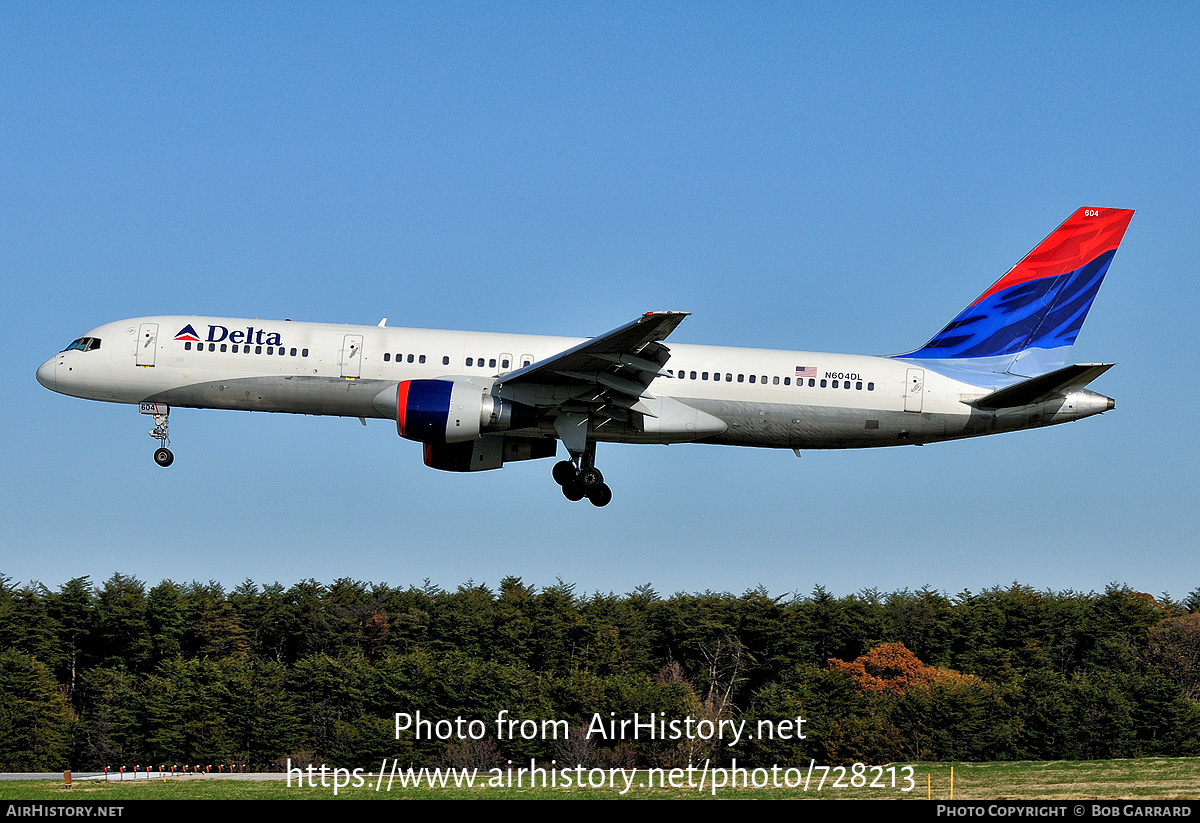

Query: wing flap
499,311,688,389
494,311,690,440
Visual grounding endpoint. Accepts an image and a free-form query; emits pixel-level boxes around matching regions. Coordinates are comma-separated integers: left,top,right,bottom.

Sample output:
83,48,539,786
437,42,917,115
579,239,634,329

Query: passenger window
302,348,309,357
702,372,708,380
773,376,779,385
209,343,216,352
738,374,744,383
409,354,415,363
466,358,473,366
291,348,297,356
832,380,838,388
256,345,262,354
867,382,874,391
443,356,450,365
220,344,227,352
784,377,791,386
749,375,756,383
820,379,827,388
184,342,192,351
267,346,274,355
384,353,391,362
725,373,732,381
856,381,863,390
689,371,697,380
808,378,815,387
489,358,496,368
419,355,426,364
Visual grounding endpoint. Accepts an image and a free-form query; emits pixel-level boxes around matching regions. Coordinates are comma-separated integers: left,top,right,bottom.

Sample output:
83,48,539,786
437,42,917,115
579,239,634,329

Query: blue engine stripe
403,380,452,443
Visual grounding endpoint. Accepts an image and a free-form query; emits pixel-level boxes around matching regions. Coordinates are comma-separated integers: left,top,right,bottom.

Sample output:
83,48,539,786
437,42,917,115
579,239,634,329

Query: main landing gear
141,403,174,467
552,442,612,507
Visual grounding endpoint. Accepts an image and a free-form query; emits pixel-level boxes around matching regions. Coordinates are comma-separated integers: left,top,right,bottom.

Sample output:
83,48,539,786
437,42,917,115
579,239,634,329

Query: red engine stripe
396,380,410,437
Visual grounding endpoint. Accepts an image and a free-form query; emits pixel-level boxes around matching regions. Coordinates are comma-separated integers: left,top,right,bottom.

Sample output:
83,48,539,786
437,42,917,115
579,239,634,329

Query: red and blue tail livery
902,208,1134,377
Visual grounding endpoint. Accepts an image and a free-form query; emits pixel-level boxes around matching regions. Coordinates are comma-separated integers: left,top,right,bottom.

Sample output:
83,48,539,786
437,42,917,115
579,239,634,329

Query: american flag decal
795,365,817,379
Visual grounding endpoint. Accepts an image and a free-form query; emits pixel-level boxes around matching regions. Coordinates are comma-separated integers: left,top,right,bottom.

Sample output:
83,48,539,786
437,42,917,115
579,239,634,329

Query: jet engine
372,379,535,444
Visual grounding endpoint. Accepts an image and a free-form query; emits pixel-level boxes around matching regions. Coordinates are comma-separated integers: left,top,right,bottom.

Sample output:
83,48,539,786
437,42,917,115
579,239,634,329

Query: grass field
2,759,1198,800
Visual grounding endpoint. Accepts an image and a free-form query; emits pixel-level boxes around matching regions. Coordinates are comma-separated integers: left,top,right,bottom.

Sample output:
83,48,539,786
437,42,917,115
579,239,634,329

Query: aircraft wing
496,311,689,421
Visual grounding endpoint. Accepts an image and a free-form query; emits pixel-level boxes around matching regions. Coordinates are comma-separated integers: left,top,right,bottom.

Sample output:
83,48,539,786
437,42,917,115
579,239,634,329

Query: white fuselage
36,315,1110,452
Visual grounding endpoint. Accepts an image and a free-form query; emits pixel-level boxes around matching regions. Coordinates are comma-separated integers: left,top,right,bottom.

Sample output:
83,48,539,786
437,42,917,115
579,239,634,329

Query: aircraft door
904,368,924,413
136,323,159,367
341,334,363,378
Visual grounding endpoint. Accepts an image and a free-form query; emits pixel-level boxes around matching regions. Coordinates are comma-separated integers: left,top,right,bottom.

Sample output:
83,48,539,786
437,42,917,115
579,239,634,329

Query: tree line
1,574,1197,770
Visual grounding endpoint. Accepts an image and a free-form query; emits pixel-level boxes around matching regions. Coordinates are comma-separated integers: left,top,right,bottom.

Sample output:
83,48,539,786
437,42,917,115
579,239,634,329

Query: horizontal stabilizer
968,363,1114,409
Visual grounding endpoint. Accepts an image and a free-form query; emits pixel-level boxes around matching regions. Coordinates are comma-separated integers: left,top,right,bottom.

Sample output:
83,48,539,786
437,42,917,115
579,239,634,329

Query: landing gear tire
578,467,604,490
561,482,586,502
153,447,174,467
587,483,612,507
552,460,578,487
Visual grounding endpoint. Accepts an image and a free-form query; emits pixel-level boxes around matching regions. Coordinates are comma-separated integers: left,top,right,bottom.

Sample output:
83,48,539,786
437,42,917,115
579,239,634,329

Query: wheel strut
141,402,174,467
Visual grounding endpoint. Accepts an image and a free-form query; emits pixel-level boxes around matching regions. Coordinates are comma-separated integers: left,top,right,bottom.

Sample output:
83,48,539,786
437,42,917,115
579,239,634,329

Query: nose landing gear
141,402,174,467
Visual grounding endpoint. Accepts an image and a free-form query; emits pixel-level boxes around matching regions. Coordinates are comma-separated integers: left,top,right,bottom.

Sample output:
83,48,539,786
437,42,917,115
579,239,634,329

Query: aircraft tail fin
900,207,1133,377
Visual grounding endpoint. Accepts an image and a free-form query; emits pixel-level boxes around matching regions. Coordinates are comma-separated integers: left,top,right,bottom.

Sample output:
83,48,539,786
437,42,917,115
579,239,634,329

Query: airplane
36,207,1133,507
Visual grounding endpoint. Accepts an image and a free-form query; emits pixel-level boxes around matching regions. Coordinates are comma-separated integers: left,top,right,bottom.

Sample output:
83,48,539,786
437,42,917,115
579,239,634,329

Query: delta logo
175,324,283,346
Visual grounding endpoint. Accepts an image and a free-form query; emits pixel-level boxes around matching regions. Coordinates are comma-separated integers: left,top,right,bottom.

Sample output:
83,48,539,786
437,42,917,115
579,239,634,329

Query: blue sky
3,4,1197,601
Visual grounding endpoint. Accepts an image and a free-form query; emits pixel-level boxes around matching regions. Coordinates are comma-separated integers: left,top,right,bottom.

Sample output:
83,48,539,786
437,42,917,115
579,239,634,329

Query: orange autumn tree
828,642,974,694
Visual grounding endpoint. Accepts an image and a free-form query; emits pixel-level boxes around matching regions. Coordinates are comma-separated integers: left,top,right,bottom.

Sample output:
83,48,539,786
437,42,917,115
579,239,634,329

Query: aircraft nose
36,357,56,391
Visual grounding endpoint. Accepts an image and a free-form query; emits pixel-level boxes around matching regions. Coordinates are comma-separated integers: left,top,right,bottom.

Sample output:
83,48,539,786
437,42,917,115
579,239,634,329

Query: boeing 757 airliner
37,207,1133,506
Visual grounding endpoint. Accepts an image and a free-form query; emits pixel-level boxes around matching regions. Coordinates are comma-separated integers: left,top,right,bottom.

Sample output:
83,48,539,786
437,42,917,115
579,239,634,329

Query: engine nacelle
423,436,557,472
377,379,534,444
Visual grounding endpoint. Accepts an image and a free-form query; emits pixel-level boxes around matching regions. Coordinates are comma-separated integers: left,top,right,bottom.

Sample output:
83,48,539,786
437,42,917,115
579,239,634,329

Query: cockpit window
61,337,102,352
